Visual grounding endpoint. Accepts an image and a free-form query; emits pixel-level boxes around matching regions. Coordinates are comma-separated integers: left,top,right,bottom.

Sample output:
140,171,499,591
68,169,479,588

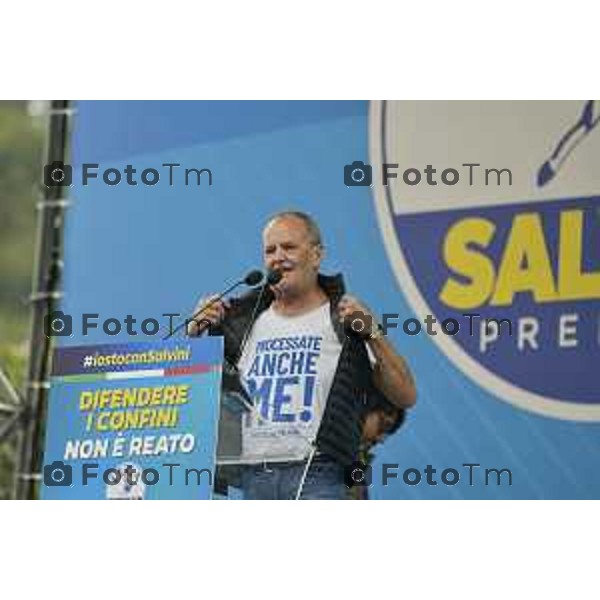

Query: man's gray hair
265,210,323,246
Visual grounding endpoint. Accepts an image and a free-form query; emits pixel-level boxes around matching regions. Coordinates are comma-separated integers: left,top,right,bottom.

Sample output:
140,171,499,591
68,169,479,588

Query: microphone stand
163,273,263,340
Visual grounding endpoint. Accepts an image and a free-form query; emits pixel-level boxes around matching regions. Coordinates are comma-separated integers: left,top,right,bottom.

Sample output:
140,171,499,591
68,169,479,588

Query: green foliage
0,103,44,341
0,102,44,499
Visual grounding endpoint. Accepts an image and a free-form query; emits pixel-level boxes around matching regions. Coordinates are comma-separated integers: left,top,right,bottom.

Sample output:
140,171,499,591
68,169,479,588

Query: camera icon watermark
43,461,73,487
344,161,372,187
344,461,372,488
343,310,373,339
43,161,73,187
44,310,73,337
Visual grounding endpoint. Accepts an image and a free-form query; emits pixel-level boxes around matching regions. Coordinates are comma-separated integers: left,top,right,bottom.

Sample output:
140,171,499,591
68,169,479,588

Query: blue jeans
241,456,351,500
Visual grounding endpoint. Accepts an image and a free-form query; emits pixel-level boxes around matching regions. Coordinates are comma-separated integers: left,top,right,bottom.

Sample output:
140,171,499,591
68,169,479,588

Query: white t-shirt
237,302,342,462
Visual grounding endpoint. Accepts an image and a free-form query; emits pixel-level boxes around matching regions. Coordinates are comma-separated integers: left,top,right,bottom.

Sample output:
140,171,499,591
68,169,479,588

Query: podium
41,335,306,499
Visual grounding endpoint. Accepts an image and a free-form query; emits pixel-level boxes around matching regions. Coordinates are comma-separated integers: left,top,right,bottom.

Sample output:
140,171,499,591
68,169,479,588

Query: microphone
163,269,265,340
266,269,283,286
244,270,264,287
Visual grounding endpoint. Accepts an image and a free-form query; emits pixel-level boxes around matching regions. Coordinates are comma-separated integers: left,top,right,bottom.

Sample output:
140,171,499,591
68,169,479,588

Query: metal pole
14,101,74,499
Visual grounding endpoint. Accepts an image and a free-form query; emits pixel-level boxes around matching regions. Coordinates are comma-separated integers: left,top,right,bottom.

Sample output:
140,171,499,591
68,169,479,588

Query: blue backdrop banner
53,100,600,499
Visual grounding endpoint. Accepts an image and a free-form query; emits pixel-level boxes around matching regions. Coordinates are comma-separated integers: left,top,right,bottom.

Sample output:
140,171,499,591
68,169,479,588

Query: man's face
262,216,322,297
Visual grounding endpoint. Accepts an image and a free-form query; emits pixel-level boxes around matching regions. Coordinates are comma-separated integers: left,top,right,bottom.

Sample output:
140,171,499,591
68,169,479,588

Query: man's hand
186,295,230,336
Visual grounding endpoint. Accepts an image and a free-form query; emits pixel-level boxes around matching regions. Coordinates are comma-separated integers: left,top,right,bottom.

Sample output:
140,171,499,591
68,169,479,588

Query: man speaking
188,211,416,499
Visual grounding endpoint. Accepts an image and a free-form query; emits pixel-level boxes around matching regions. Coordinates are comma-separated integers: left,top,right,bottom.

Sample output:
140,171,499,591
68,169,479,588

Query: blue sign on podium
41,337,223,499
